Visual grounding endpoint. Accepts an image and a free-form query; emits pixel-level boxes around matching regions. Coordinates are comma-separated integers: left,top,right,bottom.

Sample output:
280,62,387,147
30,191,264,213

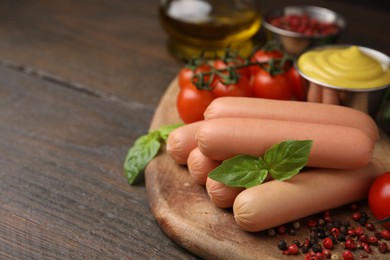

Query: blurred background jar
159,0,262,60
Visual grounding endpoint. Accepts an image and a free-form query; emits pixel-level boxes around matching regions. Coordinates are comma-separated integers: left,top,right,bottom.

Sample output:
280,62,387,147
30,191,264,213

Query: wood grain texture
0,66,197,259
145,79,390,260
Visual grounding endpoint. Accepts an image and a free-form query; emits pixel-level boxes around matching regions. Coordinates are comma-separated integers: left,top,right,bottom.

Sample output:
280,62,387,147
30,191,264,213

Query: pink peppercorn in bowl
263,6,346,55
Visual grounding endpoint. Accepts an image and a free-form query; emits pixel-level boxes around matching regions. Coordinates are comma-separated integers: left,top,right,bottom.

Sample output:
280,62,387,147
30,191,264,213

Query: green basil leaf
124,131,161,184
264,140,313,181
208,155,268,188
375,216,390,225
157,123,184,141
123,123,183,185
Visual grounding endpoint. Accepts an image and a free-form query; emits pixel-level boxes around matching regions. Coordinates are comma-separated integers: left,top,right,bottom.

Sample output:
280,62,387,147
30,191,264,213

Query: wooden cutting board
145,78,390,259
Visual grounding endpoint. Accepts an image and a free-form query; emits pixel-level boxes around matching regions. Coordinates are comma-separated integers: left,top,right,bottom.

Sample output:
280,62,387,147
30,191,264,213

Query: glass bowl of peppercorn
263,5,346,56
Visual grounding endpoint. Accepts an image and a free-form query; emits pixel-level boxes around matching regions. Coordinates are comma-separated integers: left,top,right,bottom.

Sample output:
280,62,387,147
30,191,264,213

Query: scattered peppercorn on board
145,78,390,259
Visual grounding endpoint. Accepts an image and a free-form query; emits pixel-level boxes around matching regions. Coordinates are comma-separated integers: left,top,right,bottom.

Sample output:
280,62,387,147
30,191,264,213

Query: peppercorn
288,228,296,236
325,222,334,231
301,245,309,254
339,226,347,235
331,227,340,237
292,221,301,230
317,231,326,239
337,234,346,242
323,237,334,249
363,243,372,254
312,243,322,253
342,250,354,260
367,236,378,245
324,215,332,223
318,218,326,226
354,226,364,236
344,239,356,250
291,239,300,246
322,248,332,259
308,219,318,228
331,253,340,259
347,229,356,237
288,243,299,255
358,234,368,243
358,217,368,226
315,252,326,260
352,212,362,222
277,240,288,250
305,252,316,260
378,242,388,254
350,203,359,211
365,222,375,231
382,230,390,240
277,225,286,234
267,228,276,236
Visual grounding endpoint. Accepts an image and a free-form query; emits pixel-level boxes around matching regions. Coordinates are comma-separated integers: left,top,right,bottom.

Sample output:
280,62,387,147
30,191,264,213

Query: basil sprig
123,123,183,184
209,140,313,188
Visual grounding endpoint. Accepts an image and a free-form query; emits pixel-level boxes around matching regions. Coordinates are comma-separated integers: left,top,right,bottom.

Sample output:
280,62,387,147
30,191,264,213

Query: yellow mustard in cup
297,46,390,90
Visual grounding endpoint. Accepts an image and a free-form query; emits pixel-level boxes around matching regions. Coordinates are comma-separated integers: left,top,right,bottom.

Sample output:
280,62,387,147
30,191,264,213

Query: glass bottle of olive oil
159,0,262,60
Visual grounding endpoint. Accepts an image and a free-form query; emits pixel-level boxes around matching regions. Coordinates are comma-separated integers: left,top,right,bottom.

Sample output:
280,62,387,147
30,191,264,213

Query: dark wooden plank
0,65,197,259
0,0,182,108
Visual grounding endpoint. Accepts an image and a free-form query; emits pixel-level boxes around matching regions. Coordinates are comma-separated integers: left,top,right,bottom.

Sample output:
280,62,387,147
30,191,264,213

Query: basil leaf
123,123,182,185
124,131,161,184
264,140,313,181
208,155,268,188
158,123,184,141
375,216,390,225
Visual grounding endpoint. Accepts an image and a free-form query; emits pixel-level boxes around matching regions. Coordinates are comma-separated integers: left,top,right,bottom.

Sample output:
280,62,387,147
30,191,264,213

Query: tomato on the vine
252,69,293,100
368,171,390,229
286,66,307,101
213,58,251,80
212,75,253,98
176,82,215,123
178,63,216,89
250,49,284,74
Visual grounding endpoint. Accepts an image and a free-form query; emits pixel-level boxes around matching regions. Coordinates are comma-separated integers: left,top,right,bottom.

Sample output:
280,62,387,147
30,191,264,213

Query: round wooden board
145,78,390,259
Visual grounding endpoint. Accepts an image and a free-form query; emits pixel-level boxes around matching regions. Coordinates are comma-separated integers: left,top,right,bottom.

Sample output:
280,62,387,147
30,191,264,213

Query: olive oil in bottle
159,0,262,60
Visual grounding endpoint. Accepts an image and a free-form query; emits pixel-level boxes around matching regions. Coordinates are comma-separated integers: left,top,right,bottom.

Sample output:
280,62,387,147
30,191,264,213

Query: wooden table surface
0,1,388,259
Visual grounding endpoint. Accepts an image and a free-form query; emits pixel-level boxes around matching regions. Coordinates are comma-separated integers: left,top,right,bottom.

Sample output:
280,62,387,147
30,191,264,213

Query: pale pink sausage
166,121,202,164
204,97,378,141
233,159,386,232
187,147,221,185
196,117,374,170
205,177,244,208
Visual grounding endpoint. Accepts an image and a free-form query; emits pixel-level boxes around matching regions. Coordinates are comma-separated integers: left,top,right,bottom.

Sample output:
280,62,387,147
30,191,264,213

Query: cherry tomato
212,75,253,98
176,82,215,123
286,66,307,101
213,58,251,80
250,49,284,75
252,69,293,100
368,171,390,229
178,64,216,89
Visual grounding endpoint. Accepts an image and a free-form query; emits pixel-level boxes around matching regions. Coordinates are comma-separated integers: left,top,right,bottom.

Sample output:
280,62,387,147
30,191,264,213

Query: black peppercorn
337,234,346,242
301,245,309,254
277,240,288,251
312,243,322,253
